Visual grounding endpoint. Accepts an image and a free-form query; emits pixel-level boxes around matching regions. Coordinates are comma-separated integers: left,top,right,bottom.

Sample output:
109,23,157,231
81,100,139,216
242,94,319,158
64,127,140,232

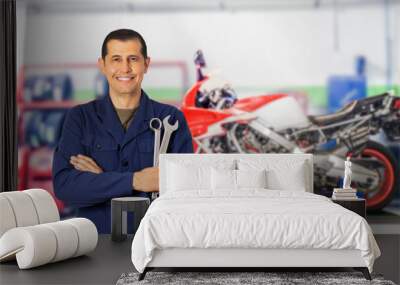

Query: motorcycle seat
308,101,357,125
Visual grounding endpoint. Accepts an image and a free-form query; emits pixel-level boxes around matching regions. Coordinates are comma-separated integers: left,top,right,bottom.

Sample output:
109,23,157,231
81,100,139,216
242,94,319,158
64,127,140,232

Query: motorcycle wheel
354,140,399,212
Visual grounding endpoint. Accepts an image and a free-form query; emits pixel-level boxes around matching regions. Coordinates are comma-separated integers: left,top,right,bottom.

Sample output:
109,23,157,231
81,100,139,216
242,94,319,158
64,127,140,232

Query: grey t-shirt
115,107,138,131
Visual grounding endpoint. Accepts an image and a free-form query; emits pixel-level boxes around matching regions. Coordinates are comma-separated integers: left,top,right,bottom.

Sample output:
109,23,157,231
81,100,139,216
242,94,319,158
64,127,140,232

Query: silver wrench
149,118,162,166
159,115,179,154
149,118,162,201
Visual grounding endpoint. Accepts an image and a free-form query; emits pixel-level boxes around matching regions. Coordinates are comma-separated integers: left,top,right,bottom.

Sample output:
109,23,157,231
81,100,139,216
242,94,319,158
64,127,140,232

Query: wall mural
17,51,400,215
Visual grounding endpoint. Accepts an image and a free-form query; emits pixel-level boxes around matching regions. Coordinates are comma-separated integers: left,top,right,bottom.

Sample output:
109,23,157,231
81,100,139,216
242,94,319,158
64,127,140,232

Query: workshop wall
22,4,399,95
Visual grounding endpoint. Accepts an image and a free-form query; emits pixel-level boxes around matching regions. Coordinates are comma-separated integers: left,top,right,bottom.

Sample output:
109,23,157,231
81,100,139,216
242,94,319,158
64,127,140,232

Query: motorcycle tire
355,140,399,212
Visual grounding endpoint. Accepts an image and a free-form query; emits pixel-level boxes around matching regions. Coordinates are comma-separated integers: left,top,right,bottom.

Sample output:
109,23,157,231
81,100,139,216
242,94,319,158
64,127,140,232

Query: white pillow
266,167,306,191
238,159,307,192
236,169,267,189
165,158,236,193
211,169,267,191
167,162,210,191
211,168,237,190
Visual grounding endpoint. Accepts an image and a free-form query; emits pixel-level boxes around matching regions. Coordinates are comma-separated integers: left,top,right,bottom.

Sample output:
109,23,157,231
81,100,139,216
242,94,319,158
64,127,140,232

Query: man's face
99,39,150,96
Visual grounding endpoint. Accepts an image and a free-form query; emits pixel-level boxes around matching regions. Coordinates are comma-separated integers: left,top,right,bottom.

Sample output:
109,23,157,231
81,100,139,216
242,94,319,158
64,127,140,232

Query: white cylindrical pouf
0,196,17,238
1,192,39,227
0,226,57,269
24,189,60,223
42,221,79,262
65,218,98,257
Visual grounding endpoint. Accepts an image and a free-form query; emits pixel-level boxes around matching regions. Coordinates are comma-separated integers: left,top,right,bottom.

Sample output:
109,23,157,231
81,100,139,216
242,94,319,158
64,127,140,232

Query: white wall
22,2,399,90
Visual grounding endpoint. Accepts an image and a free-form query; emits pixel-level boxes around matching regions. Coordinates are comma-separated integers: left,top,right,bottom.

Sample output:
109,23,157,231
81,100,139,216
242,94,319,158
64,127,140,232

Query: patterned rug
116,271,396,285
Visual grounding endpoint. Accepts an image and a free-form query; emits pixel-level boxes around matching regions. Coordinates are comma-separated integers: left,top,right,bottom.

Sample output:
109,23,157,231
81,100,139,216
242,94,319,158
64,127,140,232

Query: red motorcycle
181,50,400,211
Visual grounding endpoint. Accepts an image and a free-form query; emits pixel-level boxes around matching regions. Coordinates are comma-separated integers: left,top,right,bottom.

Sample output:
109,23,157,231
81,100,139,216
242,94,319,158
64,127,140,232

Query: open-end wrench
149,118,162,201
149,118,162,167
159,115,179,154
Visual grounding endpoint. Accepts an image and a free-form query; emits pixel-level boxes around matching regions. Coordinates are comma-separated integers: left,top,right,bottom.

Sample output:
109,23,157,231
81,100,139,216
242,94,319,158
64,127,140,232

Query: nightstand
331,198,366,218
111,197,150,242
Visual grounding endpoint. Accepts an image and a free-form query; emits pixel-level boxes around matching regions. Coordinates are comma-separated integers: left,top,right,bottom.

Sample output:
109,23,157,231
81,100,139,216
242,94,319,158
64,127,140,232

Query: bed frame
138,154,371,281
139,248,371,280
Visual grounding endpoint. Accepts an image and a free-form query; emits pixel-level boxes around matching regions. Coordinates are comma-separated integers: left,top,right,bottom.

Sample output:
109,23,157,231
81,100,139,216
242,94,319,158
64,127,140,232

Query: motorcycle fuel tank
253,96,310,131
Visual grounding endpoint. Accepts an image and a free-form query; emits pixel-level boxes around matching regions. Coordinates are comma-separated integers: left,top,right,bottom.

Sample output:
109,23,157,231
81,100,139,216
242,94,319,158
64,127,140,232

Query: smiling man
52,29,193,233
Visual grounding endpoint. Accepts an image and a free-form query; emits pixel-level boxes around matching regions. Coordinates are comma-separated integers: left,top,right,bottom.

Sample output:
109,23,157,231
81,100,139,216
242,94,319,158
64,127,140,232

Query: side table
111,197,150,242
331,198,366,218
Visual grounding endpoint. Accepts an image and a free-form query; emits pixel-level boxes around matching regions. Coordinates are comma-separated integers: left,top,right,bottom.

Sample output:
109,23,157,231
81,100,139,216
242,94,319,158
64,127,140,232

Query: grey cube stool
111,197,150,242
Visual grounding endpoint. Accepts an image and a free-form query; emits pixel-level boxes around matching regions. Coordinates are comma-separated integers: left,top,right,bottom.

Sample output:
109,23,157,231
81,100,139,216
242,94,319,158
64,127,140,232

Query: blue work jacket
52,91,193,233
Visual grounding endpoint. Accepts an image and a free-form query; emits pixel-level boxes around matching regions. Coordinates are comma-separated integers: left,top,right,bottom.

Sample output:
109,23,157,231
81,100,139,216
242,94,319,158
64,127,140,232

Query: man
52,29,193,233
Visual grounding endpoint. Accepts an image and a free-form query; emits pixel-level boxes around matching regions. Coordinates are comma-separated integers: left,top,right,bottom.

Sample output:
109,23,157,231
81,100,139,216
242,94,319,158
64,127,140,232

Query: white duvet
131,190,380,273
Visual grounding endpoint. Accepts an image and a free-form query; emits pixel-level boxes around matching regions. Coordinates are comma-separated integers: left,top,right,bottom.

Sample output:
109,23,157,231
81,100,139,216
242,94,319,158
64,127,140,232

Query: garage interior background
15,0,399,214
9,0,400,283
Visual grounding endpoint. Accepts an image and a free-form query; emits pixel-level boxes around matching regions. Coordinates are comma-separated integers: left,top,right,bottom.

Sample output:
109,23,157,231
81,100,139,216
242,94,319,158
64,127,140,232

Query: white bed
131,154,380,280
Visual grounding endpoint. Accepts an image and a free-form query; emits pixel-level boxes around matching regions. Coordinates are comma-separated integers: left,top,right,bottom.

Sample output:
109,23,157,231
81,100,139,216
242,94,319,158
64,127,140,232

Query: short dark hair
101,29,148,59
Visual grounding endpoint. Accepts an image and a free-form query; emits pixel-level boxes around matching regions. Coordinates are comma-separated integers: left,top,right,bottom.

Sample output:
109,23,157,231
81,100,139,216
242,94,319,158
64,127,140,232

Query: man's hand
133,167,159,192
70,154,103,174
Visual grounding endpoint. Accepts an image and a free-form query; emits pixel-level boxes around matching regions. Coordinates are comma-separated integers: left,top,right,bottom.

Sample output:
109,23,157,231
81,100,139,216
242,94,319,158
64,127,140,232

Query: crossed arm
53,107,193,207
69,154,158,193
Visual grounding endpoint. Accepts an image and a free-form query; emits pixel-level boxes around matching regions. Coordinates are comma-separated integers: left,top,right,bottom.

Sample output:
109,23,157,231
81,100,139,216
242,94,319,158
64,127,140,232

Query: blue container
94,73,109,99
327,75,367,113
25,110,67,148
24,74,73,102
